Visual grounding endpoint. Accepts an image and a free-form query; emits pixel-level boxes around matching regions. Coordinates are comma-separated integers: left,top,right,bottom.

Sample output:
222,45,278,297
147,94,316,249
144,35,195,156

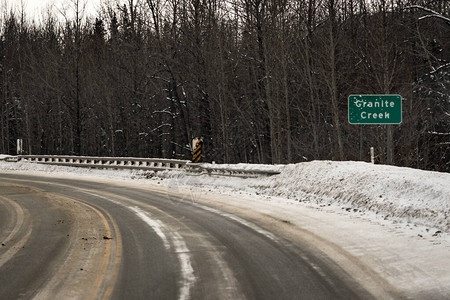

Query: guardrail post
371,147,375,164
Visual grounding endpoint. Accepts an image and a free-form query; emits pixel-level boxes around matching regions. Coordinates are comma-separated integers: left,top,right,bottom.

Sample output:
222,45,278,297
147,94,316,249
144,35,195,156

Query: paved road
0,173,374,299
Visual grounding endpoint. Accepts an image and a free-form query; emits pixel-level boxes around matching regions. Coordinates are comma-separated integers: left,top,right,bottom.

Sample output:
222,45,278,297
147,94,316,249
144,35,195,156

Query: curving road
0,173,374,300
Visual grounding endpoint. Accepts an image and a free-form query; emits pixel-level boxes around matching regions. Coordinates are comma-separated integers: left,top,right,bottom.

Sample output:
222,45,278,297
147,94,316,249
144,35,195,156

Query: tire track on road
0,179,123,300
0,193,32,269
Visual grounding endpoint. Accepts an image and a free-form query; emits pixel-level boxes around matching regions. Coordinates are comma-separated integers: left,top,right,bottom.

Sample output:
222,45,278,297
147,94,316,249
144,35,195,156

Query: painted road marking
130,206,196,300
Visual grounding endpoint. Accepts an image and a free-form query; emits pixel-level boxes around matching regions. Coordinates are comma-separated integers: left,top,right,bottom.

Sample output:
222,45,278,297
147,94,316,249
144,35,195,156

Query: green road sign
348,95,402,124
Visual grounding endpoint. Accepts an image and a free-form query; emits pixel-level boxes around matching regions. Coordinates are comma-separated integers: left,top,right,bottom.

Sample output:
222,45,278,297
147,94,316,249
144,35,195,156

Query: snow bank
160,161,450,233
1,159,449,233
260,161,450,232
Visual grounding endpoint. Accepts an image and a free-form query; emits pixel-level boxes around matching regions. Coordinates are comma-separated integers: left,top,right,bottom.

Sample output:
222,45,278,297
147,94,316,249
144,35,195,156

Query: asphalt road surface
0,173,375,299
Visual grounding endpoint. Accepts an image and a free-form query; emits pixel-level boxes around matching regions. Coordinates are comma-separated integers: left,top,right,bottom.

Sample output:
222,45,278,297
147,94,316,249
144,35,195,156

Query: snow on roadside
162,161,450,234
1,159,449,235
261,161,450,232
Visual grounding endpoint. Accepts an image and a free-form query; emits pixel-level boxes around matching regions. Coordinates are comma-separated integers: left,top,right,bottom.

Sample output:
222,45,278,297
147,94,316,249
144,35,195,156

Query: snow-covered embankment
164,161,450,233
1,159,449,233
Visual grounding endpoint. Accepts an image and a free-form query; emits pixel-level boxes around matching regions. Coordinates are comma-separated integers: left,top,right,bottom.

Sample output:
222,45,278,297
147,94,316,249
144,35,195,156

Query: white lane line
172,232,196,300
129,206,171,250
129,206,196,300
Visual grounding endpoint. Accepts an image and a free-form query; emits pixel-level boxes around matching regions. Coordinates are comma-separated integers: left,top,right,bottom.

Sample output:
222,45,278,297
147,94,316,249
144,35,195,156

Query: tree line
0,0,449,171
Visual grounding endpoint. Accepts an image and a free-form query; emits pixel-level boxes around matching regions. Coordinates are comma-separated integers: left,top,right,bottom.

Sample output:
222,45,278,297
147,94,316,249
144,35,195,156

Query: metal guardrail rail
12,155,280,177
185,163,281,177
17,155,189,171
1,155,18,162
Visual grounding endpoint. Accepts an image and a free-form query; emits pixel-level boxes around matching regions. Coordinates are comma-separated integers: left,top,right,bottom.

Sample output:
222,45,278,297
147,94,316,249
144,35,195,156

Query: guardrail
1,155,18,162
17,155,189,171
12,155,280,177
185,164,280,177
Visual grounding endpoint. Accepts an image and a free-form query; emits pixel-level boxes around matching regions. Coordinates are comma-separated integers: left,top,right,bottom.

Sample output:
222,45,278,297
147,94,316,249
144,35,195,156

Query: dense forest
0,0,449,171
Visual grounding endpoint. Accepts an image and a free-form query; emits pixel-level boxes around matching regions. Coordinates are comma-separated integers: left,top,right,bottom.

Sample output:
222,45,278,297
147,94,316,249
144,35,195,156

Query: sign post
348,95,402,164
17,139,23,155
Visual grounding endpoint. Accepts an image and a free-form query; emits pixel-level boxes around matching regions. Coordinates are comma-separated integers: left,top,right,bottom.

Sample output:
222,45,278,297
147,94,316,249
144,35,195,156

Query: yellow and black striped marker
192,137,203,162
